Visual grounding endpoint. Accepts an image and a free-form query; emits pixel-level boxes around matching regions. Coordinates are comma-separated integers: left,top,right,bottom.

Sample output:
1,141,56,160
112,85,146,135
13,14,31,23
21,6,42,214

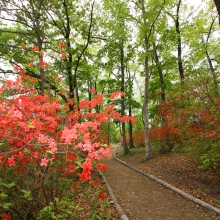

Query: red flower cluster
60,52,66,59
58,42,66,49
79,94,104,110
2,214,11,220
110,91,125,100
96,163,108,172
92,180,99,186
90,88,96,93
98,190,106,200
32,46,39,51
39,60,48,68
14,66,25,75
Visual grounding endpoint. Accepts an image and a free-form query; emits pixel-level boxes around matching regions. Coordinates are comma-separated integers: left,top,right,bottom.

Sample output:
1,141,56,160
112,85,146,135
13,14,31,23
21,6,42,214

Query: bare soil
103,144,220,220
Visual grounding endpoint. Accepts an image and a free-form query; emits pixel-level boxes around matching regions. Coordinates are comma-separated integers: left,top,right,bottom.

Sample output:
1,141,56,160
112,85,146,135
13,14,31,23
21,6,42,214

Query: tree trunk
141,0,152,160
175,0,184,85
127,66,135,149
154,44,166,101
63,0,74,110
31,0,45,95
120,41,129,155
214,0,220,24
128,106,135,148
202,16,219,87
39,67,45,95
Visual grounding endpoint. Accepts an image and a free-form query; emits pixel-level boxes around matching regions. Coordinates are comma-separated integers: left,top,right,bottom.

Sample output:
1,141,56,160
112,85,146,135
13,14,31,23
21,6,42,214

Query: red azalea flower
39,60,48,68
92,180,99,186
98,190,106,200
58,42,66,49
90,88,96,93
2,214,11,220
60,52,66,59
32,46,39,51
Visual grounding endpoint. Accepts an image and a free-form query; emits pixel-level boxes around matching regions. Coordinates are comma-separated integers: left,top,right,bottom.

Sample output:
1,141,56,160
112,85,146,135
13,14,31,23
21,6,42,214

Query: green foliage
37,198,77,219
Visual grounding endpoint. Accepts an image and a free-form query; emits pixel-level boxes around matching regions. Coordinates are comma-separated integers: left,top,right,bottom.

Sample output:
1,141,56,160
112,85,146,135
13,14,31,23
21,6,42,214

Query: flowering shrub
0,74,134,219
150,89,220,168
119,130,145,147
131,130,145,147
0,42,136,218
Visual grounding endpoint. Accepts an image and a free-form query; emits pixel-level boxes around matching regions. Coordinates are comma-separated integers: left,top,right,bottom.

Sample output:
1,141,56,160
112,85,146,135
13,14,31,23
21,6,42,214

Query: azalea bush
149,101,184,153
120,130,145,147
0,67,135,218
150,84,220,168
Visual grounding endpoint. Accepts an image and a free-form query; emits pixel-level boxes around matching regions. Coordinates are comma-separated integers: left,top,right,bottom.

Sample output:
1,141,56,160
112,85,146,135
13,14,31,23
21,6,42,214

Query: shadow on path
103,144,220,220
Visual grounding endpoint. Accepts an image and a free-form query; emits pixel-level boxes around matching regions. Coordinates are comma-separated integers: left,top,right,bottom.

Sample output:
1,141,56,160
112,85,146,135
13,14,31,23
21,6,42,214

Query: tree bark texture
154,45,166,101
128,106,135,149
141,0,153,160
120,41,129,155
175,0,184,85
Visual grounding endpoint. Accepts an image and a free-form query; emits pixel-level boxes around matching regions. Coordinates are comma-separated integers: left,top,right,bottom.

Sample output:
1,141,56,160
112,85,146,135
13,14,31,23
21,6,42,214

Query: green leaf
46,150,55,154
0,192,8,198
75,205,84,211
20,189,32,200
75,161,82,168
54,197,59,202
0,181,15,188
0,203,12,209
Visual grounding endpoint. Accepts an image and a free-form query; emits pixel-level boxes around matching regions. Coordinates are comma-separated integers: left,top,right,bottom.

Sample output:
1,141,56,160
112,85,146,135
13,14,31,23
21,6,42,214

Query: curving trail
103,144,220,220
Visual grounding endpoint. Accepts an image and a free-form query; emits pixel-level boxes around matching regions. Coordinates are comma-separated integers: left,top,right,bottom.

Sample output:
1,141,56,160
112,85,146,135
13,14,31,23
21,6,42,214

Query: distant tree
138,0,165,159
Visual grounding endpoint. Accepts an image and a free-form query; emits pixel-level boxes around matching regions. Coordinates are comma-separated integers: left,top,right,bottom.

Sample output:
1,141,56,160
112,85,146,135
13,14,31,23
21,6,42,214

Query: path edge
99,170,129,220
114,152,220,217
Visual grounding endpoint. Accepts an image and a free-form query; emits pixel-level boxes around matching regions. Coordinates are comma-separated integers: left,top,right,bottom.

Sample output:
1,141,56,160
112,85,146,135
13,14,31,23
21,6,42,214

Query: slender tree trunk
175,0,184,85
154,45,166,101
141,0,152,160
202,15,219,87
31,0,45,95
120,41,129,155
128,106,135,148
73,1,95,110
127,66,135,149
63,1,74,110
39,67,45,95
205,49,218,85
67,39,74,99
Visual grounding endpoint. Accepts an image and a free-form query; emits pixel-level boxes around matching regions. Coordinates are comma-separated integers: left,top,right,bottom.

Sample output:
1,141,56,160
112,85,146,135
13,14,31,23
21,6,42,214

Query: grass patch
118,146,146,157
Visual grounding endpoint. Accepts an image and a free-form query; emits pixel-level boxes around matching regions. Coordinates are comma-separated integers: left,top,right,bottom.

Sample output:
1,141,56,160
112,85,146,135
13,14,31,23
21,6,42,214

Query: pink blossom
48,141,57,153
40,158,48,166
38,134,49,143
11,110,23,119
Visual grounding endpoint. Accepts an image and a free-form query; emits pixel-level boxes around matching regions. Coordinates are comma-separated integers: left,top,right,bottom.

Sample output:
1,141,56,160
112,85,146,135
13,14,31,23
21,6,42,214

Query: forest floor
102,144,220,220
72,170,120,219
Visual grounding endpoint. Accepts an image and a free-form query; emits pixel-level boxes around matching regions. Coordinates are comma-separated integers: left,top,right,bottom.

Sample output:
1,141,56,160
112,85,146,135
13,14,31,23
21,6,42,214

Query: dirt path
103,145,220,220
